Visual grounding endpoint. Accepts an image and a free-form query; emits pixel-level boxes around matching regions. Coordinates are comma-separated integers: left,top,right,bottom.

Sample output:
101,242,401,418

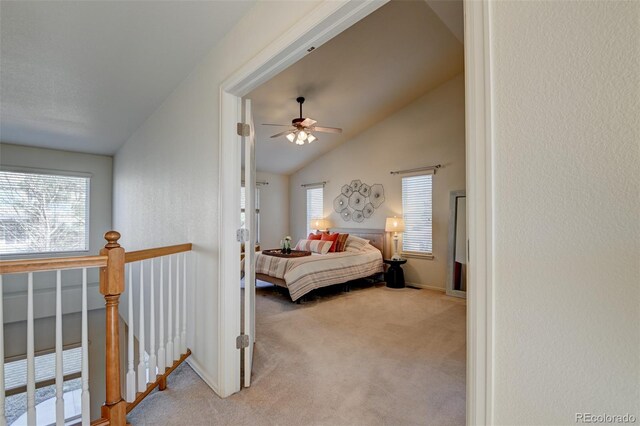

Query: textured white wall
490,1,640,423
290,74,465,289
256,171,289,249
113,1,321,391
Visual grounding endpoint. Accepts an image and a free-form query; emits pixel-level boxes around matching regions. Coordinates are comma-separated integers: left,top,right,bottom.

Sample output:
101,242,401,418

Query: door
242,98,257,387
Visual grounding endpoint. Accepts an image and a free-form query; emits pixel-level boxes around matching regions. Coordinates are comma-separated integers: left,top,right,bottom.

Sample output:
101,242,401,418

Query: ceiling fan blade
270,129,295,138
301,118,317,127
312,126,342,134
262,123,291,127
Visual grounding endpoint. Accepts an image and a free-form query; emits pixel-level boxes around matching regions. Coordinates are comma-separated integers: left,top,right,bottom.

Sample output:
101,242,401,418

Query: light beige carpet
128,281,466,425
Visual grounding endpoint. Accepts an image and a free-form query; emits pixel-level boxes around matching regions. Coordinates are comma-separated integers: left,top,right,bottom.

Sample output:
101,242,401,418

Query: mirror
447,190,467,298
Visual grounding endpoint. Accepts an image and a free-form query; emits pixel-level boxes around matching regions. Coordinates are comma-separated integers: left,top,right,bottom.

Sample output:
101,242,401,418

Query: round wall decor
333,180,385,222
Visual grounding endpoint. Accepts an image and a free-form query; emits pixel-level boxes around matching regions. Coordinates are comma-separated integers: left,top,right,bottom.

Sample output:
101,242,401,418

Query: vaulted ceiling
0,0,255,155
248,0,464,175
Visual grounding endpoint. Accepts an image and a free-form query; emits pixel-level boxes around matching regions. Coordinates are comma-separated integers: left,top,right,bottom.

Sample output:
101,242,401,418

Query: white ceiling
0,0,254,155
248,0,464,175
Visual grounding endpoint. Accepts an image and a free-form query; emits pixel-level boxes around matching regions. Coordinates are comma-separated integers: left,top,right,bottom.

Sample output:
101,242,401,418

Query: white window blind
0,170,89,255
402,174,433,254
240,186,260,243
306,187,324,236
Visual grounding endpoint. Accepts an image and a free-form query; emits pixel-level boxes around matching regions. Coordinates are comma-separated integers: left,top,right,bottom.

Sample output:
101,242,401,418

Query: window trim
240,186,260,244
305,185,324,236
400,171,433,257
0,166,92,256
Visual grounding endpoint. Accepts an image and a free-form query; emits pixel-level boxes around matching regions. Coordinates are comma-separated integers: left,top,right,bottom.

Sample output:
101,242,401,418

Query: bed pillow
345,235,370,252
307,233,322,240
334,233,349,252
320,232,340,252
295,239,333,254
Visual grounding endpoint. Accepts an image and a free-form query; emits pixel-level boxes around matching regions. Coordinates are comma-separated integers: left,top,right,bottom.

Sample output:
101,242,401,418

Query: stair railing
0,231,193,426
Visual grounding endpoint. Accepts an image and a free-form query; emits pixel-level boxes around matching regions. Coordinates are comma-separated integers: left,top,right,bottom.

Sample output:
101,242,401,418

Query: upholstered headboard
330,228,387,258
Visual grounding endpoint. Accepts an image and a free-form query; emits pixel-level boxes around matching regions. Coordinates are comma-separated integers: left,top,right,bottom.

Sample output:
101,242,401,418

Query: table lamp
385,217,405,260
311,218,329,233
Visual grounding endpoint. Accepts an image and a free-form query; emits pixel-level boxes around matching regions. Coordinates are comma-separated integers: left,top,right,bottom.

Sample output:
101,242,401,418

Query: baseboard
405,282,445,292
185,357,221,397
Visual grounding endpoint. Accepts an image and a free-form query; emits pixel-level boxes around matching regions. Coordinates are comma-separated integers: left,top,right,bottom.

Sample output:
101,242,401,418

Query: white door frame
217,1,495,424
464,1,494,424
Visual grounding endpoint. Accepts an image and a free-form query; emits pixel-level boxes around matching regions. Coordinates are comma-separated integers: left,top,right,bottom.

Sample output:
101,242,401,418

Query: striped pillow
295,239,333,254
345,235,370,252
334,233,349,252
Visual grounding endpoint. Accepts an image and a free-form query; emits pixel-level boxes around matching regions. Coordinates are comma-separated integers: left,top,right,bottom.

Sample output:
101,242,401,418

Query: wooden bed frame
256,228,387,299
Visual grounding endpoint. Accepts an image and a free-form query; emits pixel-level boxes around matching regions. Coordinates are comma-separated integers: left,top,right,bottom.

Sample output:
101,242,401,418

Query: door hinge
236,334,249,349
237,123,250,137
236,228,249,242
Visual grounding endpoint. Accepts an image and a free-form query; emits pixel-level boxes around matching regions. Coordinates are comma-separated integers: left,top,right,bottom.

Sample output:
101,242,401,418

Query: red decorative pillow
321,232,340,252
307,233,322,240
334,233,349,252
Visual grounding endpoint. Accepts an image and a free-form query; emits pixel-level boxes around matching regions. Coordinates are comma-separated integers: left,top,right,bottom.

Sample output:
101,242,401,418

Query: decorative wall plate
333,180,384,222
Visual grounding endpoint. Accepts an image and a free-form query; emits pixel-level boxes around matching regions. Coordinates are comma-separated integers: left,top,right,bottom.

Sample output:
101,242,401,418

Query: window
240,186,260,243
0,170,90,255
306,186,324,236
402,174,433,254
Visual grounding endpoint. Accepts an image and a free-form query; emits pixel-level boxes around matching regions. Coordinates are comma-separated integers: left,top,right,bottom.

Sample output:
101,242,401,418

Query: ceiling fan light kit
264,96,342,146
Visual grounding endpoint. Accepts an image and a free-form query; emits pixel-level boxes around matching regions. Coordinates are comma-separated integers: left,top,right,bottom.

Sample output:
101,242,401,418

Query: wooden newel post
99,231,127,426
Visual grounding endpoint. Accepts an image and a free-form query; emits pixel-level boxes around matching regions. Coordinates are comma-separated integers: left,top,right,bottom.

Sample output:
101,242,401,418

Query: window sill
402,251,434,260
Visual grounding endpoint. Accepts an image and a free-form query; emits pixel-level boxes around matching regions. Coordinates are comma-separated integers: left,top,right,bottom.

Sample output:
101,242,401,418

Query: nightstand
384,258,407,289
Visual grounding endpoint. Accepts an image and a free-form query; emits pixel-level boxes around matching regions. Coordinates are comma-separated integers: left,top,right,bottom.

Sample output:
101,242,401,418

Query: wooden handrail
124,243,192,264
0,255,108,275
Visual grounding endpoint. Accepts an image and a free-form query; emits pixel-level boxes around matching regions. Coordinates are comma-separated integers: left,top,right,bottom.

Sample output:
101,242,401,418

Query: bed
255,228,386,301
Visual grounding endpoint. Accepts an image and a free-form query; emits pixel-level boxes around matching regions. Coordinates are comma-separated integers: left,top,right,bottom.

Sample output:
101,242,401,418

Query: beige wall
256,171,289,249
489,1,639,423
113,1,322,391
290,74,465,289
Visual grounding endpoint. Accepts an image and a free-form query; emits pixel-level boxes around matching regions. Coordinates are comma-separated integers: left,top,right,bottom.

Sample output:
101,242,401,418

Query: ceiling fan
263,97,342,145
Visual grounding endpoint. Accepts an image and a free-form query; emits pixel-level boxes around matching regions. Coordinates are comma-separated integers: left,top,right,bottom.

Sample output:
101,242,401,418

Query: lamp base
391,233,402,260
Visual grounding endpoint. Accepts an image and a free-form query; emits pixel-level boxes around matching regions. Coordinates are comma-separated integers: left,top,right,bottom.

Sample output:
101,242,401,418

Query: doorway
218,1,494,423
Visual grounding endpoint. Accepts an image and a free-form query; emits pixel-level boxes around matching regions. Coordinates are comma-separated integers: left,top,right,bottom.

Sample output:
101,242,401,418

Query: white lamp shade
385,217,405,232
311,218,329,230
286,133,295,142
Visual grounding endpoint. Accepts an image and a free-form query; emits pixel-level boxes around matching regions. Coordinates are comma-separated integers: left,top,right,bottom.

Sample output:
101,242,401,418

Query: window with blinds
0,170,90,255
401,174,433,254
306,187,324,236
240,186,260,243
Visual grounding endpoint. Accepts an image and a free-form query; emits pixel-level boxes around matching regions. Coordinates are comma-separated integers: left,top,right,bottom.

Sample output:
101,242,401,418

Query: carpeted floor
128,281,466,425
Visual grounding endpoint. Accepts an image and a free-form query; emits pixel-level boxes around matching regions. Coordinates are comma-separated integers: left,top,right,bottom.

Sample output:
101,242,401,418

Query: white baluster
174,255,180,361
126,265,136,402
148,258,157,382
27,273,35,426
158,257,166,374
55,270,64,425
182,252,187,354
137,261,146,392
0,275,6,426
166,256,173,368
81,268,90,426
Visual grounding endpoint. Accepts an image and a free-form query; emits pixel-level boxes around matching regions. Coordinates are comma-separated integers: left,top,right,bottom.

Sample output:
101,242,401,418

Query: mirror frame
446,190,467,298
